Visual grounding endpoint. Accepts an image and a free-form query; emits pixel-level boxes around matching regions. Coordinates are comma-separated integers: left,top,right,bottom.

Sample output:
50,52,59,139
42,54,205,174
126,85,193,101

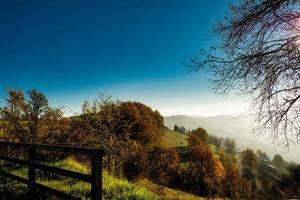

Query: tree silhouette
0,89,55,143
189,0,300,148
174,124,179,132
27,89,49,143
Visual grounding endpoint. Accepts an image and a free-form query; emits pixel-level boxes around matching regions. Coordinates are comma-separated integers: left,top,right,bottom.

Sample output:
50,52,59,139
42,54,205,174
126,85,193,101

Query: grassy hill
136,178,203,200
0,157,159,200
163,128,188,147
0,156,205,200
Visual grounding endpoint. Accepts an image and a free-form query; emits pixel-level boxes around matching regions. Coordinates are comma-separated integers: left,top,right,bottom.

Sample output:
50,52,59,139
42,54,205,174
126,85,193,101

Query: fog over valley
164,115,300,162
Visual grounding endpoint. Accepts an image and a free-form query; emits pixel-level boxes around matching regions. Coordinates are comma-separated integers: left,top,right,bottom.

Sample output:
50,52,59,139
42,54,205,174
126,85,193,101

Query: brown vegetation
1,89,300,199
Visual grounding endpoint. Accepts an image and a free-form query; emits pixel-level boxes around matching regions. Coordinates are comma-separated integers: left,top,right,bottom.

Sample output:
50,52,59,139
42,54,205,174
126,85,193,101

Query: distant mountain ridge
164,115,300,162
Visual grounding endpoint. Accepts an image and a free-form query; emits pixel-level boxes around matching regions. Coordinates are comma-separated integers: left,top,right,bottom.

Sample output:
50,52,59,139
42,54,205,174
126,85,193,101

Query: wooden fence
0,141,105,200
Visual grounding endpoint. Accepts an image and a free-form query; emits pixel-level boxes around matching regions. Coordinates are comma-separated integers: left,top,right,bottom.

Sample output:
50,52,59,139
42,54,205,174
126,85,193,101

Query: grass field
0,157,160,200
0,156,208,200
0,128,212,199
163,128,188,147
136,178,203,200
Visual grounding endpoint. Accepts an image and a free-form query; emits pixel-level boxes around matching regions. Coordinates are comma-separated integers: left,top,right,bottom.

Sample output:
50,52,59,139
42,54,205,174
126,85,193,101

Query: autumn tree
191,127,208,143
219,150,241,199
38,108,68,145
70,95,128,176
148,145,179,185
187,133,202,148
26,90,49,143
117,101,164,145
187,141,214,195
74,98,168,181
117,102,166,180
187,130,225,196
241,149,259,179
240,149,259,199
189,0,300,148
0,90,29,142
123,141,148,181
0,89,61,144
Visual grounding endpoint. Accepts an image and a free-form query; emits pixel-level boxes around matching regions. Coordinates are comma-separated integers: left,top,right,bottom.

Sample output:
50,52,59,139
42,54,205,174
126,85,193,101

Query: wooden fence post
91,151,102,200
28,145,36,196
0,141,105,199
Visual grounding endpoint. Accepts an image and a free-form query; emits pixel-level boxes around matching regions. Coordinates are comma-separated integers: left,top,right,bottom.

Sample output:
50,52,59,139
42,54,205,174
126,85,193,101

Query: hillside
0,157,206,200
136,179,204,200
164,115,300,162
163,128,188,147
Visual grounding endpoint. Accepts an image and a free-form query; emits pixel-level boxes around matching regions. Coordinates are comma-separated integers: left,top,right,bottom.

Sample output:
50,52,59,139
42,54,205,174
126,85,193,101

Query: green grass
1,157,207,199
163,128,188,147
0,157,160,200
51,156,90,174
103,172,160,200
136,178,204,200
0,128,207,200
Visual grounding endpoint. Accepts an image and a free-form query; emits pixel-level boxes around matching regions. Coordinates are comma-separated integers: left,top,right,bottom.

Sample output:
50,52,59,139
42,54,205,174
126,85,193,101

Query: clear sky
0,0,247,116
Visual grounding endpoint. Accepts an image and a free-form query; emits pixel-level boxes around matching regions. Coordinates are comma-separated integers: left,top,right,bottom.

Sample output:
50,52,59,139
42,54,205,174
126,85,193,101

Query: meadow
0,156,202,200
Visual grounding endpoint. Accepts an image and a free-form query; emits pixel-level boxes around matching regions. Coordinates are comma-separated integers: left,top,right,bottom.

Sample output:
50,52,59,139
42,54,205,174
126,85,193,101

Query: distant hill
164,115,300,162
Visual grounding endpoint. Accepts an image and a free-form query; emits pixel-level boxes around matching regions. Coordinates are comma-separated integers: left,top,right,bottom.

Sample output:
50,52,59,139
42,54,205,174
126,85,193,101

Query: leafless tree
188,0,300,147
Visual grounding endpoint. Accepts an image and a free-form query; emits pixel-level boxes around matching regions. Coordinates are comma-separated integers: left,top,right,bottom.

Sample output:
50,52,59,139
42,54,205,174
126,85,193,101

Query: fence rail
0,141,104,200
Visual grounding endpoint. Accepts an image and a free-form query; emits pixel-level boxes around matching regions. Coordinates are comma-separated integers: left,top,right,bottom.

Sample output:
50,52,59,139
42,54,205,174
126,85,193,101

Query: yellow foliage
213,156,226,180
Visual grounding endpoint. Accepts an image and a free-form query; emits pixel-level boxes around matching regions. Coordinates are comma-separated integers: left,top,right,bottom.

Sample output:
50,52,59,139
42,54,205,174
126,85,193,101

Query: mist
164,115,300,162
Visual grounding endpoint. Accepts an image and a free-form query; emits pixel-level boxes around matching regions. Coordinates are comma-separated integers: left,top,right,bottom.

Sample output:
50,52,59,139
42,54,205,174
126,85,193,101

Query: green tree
180,126,186,134
174,124,179,132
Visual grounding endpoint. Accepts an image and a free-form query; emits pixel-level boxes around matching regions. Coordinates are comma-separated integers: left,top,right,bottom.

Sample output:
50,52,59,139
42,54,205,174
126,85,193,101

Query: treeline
0,89,178,185
198,133,300,199
165,127,300,199
173,124,190,134
0,89,299,199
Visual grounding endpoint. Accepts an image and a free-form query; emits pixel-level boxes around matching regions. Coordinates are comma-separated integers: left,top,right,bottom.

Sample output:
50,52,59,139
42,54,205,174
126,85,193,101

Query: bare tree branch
188,0,300,148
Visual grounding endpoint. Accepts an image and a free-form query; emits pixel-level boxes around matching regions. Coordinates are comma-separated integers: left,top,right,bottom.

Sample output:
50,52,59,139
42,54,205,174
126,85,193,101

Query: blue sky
0,0,247,116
